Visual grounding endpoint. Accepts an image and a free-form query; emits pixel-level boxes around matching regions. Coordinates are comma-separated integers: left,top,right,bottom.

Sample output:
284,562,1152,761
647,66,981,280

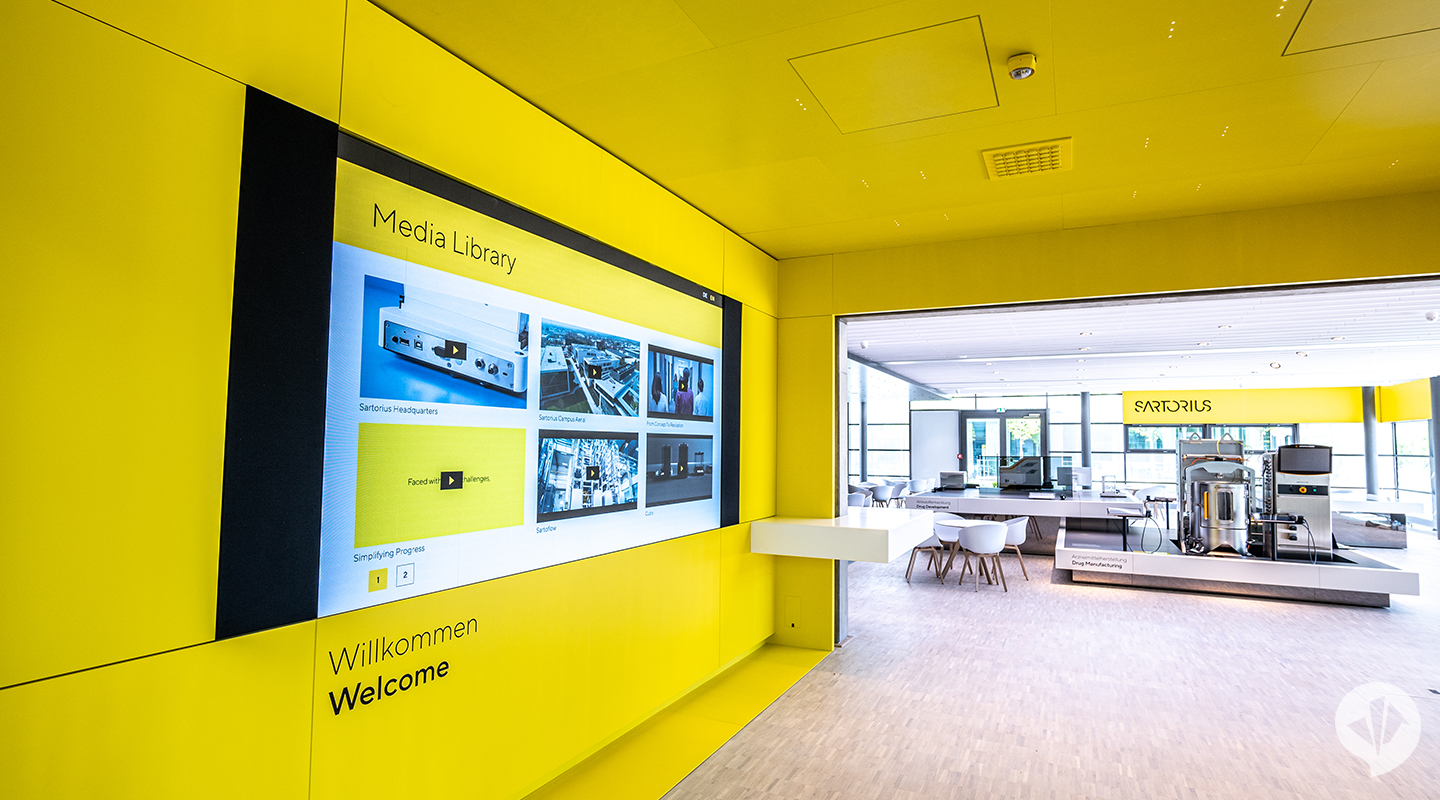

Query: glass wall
847,361,913,484
910,392,1435,523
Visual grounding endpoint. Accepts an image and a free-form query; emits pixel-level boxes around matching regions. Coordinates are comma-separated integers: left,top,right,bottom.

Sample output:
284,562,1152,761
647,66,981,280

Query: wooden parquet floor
664,533,1440,799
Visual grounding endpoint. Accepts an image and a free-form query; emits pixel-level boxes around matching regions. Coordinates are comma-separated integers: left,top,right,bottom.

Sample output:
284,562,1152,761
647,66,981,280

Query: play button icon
444,340,467,360
440,471,464,490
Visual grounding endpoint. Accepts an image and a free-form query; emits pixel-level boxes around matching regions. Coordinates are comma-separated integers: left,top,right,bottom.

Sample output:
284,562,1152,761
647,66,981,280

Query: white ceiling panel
846,279,1440,394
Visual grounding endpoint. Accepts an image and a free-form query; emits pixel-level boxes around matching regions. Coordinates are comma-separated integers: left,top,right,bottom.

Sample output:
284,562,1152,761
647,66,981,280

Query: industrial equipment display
1174,438,1334,560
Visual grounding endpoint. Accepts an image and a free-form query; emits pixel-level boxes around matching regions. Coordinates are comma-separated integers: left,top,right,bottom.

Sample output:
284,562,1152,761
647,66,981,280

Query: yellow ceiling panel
1306,50,1440,163
374,0,715,94
674,0,900,47
521,0,1056,179
789,17,997,133
1286,0,1440,54
792,64,1370,221
666,157,855,232
376,0,1440,257
746,194,1064,258
1061,150,1440,231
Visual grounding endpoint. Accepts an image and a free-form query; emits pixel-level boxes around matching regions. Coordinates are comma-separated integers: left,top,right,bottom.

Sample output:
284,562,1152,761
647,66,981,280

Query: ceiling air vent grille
982,138,1073,180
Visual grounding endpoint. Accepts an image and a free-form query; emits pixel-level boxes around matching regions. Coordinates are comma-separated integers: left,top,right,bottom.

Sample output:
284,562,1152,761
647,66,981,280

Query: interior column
1362,386,1379,497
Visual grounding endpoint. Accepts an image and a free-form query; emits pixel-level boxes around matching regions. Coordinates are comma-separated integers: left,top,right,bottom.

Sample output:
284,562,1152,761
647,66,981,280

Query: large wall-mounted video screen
315,139,729,616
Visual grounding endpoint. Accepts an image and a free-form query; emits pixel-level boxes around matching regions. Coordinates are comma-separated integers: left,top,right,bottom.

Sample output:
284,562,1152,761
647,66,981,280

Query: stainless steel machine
1177,438,1256,556
1261,444,1334,560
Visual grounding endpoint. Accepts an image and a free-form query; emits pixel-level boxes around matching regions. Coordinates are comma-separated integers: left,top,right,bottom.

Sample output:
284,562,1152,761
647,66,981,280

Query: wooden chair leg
1011,545,1029,580
906,548,919,582
993,555,1008,591
942,542,959,578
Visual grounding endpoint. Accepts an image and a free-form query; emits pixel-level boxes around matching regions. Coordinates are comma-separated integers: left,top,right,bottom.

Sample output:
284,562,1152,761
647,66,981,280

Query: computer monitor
997,457,1047,489
939,471,967,490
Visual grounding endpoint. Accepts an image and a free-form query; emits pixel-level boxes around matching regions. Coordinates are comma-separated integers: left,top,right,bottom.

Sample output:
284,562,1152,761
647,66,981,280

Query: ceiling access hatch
982,138,1073,180
1285,0,1440,54
789,17,998,134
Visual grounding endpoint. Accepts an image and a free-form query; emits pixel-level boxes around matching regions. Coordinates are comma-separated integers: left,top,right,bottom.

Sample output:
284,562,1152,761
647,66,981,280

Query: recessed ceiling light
985,362,993,366
993,371,1000,374
1296,351,1308,357
1080,332,1093,336
1181,355,1192,359
1218,324,1232,329
1198,342,1210,346
1332,336,1345,341
1079,347,1090,351
1270,362,1282,369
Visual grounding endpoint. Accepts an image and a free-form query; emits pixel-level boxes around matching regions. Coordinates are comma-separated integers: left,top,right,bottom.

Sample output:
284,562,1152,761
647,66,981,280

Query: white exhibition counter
903,488,1145,519
750,507,934,563
1056,526,1420,607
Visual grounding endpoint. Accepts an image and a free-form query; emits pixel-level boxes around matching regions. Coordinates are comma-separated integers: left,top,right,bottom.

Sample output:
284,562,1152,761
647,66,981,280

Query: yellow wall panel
719,524,775,663
0,0,244,688
0,622,315,800
740,306,778,523
1379,377,1433,422
770,556,834,651
309,532,723,800
777,254,834,318
723,232,779,317
339,1,725,292
1123,388,1364,424
63,0,345,120
777,316,836,519
820,190,1440,316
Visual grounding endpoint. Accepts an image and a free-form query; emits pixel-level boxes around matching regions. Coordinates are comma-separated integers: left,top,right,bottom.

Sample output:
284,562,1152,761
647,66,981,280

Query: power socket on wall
785,595,801,628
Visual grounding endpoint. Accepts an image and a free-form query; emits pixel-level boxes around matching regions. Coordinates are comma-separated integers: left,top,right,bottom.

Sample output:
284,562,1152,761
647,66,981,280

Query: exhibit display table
1055,525,1420,607
903,488,1144,518
1329,495,1423,549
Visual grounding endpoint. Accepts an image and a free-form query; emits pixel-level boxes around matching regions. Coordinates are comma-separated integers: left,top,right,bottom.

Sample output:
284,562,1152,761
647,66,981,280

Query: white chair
869,484,895,507
891,481,910,506
956,522,1008,592
907,512,960,583
907,478,927,495
846,492,868,507
1003,516,1031,580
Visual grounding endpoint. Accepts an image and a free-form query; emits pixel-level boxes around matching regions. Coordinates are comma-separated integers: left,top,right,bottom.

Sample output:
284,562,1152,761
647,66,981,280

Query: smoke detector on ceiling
1426,310,1437,322
1007,53,1037,80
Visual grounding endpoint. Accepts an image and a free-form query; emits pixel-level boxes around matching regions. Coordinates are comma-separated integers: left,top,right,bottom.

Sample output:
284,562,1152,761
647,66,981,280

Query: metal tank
1188,478,1251,555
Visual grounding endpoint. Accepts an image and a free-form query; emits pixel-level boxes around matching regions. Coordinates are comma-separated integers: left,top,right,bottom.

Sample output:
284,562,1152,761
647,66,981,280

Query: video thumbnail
354,422,526,547
645,435,714,507
646,346,714,421
360,275,529,408
538,322,641,416
537,431,640,521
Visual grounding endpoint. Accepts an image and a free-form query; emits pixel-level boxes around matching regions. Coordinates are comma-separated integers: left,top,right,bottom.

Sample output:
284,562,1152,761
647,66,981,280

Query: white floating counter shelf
751,508,934,563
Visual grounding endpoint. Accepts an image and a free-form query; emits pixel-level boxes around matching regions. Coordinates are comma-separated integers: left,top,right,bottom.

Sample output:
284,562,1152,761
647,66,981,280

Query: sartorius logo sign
1131,398,1213,414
